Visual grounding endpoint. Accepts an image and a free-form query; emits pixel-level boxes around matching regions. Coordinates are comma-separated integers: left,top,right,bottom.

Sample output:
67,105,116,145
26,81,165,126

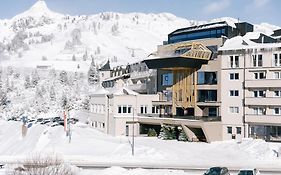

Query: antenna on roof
237,17,240,36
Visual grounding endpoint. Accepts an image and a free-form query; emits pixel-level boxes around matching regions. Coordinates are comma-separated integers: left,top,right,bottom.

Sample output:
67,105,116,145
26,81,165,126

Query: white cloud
204,0,231,14
253,0,270,8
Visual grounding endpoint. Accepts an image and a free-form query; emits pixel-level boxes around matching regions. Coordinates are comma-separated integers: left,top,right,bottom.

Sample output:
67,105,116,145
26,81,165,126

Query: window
118,106,122,113
128,105,132,113
161,73,173,86
230,55,239,68
230,90,239,97
198,90,217,102
123,106,127,113
152,106,159,114
274,90,281,97
229,107,239,113
274,72,281,79
140,105,147,114
253,90,265,97
254,72,266,79
197,72,217,85
227,127,232,134
273,53,281,67
253,107,266,115
118,105,132,114
252,54,263,67
236,127,242,134
208,107,218,117
207,46,218,59
274,108,281,115
229,73,239,80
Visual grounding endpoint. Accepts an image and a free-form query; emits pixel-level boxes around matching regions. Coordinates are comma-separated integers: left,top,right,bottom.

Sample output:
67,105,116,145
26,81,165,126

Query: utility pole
67,108,71,143
132,107,135,156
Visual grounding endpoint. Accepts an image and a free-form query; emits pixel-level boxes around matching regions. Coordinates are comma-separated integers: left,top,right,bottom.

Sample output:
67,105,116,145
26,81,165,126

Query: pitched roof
99,60,111,71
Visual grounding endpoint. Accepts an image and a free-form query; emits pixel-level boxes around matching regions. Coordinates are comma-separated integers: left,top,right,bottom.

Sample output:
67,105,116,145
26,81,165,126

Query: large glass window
197,72,217,85
168,27,227,43
208,107,218,117
161,73,173,86
198,90,217,102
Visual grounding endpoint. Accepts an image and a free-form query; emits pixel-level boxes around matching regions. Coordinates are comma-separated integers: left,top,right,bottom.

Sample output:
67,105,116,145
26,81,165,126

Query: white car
238,169,260,175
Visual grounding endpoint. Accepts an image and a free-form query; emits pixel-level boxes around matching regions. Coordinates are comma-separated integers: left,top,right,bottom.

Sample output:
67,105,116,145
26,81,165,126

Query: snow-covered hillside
0,1,279,72
0,0,194,71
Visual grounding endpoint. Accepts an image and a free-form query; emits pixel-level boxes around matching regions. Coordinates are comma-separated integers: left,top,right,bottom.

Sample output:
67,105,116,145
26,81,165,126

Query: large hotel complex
87,20,281,142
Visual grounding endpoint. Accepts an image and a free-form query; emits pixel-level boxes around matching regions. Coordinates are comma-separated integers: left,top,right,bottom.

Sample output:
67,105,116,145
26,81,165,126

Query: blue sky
0,0,280,27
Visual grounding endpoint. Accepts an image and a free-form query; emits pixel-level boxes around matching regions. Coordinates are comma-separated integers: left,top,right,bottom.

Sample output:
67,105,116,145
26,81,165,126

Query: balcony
245,79,281,88
246,114,281,125
245,97,281,106
138,113,221,122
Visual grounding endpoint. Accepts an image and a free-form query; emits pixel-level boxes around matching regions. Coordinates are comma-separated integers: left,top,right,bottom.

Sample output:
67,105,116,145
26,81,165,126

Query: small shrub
147,128,157,137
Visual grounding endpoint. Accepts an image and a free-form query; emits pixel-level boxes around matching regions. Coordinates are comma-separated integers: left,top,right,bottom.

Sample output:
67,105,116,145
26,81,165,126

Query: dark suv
204,167,230,175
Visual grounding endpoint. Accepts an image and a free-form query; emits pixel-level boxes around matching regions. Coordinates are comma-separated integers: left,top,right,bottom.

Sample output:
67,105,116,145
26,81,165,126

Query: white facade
220,43,281,141
88,87,159,136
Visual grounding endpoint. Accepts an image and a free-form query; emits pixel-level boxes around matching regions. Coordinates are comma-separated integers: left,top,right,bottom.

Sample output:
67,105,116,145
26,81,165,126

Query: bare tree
9,153,76,175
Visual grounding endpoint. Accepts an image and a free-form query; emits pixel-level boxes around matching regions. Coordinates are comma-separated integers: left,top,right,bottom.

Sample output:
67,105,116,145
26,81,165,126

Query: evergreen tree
24,75,31,89
82,51,88,61
87,57,99,85
61,94,68,110
72,54,76,61
0,89,7,106
82,96,90,111
31,70,40,87
59,71,68,85
49,85,56,101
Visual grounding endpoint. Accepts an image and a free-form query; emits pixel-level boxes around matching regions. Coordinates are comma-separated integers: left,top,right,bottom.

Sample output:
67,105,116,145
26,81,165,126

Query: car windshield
205,167,221,175
238,170,254,175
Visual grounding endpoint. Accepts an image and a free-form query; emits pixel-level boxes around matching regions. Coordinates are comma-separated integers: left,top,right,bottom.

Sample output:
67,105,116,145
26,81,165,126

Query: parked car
238,169,260,175
204,167,230,175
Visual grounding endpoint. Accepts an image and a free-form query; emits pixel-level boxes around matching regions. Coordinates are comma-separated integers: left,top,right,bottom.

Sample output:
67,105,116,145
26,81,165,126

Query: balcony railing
245,97,281,106
138,113,221,122
245,114,281,125
245,79,281,88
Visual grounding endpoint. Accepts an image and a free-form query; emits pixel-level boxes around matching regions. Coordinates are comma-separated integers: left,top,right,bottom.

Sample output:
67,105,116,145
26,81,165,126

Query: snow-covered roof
91,87,139,96
99,60,111,71
170,21,229,36
219,32,281,51
113,87,139,96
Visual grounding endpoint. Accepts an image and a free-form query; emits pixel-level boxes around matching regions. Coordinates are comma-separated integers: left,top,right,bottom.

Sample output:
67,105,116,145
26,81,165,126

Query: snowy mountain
0,1,280,73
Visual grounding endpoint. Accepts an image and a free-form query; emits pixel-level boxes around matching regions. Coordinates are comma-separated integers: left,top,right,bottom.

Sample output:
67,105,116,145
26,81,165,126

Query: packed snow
0,120,281,170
